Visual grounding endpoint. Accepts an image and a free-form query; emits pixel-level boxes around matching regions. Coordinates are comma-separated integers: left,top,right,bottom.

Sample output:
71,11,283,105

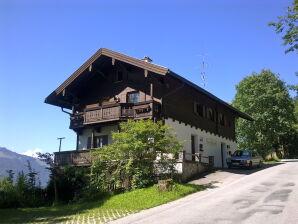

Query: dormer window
127,92,139,103
115,70,123,82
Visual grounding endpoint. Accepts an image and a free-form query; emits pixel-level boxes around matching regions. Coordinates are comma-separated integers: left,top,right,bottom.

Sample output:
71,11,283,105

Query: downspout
61,107,72,116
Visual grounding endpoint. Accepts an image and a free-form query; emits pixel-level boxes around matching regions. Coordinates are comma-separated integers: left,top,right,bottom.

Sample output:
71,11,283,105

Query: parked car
226,150,263,169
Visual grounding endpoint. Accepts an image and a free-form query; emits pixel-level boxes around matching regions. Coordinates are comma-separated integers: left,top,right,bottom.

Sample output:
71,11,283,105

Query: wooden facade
45,48,252,167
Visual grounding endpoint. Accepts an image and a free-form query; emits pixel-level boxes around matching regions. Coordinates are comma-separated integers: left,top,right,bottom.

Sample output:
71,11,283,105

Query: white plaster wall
165,118,237,168
78,125,118,150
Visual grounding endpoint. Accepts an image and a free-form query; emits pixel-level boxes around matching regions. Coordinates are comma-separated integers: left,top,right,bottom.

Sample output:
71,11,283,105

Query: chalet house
45,48,252,176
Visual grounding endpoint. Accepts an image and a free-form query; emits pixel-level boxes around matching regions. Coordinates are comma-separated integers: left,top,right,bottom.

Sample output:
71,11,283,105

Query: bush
91,120,182,192
48,166,90,203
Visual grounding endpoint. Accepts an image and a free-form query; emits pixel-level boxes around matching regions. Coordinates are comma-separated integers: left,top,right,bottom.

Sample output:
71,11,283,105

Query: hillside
0,147,50,187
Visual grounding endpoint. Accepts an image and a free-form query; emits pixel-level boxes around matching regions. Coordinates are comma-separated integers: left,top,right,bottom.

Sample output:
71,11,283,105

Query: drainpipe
61,107,72,116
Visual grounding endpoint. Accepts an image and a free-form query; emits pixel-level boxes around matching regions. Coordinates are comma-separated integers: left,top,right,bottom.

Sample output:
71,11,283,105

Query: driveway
109,160,298,224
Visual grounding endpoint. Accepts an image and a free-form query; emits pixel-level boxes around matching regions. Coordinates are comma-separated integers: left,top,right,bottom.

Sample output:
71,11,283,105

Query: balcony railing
70,101,158,129
54,150,94,166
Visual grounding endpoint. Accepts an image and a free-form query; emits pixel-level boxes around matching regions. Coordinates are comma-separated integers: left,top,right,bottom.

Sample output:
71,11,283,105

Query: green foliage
6,170,14,183
0,161,47,208
0,178,18,208
91,120,182,191
50,166,90,202
269,0,298,54
26,160,38,190
288,73,298,95
232,70,296,157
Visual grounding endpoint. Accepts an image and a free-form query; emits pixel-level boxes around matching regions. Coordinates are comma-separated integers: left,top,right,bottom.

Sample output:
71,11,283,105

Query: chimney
142,56,153,63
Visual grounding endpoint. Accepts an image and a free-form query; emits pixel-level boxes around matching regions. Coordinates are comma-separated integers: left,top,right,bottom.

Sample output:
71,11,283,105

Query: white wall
78,125,118,150
165,118,237,168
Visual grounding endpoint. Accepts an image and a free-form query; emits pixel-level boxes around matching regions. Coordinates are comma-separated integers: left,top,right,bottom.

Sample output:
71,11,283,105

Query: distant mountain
0,147,50,187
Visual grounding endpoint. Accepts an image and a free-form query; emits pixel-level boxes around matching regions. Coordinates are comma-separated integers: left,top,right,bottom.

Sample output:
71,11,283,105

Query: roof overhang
45,48,169,108
168,71,254,121
54,48,169,95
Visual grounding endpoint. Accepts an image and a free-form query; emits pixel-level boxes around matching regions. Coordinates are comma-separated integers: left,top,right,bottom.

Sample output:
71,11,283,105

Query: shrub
91,120,182,192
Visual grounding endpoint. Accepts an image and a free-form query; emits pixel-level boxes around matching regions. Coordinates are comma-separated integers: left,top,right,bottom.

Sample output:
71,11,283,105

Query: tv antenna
198,54,209,87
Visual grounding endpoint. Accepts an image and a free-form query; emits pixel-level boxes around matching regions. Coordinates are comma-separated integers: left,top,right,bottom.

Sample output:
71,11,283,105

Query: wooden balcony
54,150,93,166
70,101,159,129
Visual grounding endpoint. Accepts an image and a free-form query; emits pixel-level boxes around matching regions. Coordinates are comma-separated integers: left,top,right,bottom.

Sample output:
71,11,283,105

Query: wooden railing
54,150,94,166
180,151,214,166
70,101,157,129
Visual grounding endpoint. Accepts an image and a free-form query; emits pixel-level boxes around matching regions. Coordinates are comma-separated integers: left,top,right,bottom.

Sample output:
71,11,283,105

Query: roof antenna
198,54,209,87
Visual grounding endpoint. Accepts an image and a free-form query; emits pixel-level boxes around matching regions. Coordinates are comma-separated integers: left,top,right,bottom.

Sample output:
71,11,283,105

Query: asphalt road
110,160,298,224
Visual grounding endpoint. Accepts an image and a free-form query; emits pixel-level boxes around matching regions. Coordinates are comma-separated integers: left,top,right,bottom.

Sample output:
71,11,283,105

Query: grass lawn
0,183,204,224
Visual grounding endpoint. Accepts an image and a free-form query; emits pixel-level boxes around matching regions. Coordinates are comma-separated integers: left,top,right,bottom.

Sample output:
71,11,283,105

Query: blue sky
0,0,297,155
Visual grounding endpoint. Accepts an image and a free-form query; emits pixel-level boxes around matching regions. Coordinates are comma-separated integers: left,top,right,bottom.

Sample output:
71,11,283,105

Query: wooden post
53,168,59,203
150,83,153,100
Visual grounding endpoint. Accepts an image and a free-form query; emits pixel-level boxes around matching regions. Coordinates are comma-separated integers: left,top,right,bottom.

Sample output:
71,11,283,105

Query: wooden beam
150,83,153,99
112,58,115,66
144,69,148,78
88,64,92,72
62,89,66,97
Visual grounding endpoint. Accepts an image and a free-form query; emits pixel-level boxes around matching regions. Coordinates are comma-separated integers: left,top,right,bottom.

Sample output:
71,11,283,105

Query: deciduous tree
269,0,298,54
232,70,295,157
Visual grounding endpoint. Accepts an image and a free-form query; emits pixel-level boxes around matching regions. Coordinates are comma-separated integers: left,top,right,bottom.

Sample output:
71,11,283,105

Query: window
207,107,215,121
87,135,108,149
115,71,123,82
127,92,139,103
219,113,225,126
94,135,108,148
199,144,204,152
194,103,204,117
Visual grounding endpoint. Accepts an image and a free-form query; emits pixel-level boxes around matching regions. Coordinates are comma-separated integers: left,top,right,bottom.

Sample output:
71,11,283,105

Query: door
191,135,196,161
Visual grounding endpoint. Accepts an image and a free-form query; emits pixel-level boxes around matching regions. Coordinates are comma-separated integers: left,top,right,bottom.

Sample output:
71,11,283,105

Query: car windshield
233,150,251,157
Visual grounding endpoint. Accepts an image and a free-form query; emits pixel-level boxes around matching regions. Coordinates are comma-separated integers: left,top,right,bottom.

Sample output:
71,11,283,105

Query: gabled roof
45,48,253,121
54,48,169,95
